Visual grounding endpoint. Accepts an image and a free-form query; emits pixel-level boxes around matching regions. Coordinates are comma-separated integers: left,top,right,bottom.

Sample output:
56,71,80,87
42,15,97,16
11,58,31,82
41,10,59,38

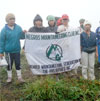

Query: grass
21,76,100,101
0,51,100,101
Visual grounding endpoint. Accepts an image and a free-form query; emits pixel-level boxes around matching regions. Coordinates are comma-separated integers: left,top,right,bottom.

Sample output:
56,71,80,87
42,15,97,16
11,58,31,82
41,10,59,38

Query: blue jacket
96,27,100,62
81,31,96,52
96,27,100,34
96,27,100,45
0,24,25,53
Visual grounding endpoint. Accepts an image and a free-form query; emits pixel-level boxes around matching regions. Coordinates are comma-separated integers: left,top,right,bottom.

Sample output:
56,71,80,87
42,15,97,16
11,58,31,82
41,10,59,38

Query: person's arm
20,26,27,39
96,46,98,58
80,34,83,52
0,29,5,57
95,32,98,58
20,31,25,39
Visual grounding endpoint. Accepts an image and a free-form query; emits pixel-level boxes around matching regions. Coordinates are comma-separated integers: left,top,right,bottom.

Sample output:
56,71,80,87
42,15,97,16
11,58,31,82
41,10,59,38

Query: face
8,18,15,26
35,20,42,27
48,20,55,26
80,22,84,26
84,24,91,31
62,19,69,26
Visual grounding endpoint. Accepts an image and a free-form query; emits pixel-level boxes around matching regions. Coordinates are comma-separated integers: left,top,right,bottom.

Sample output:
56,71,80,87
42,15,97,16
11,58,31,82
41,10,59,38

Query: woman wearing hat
78,18,85,33
57,14,70,33
46,15,57,33
29,14,46,32
0,13,26,83
81,20,98,80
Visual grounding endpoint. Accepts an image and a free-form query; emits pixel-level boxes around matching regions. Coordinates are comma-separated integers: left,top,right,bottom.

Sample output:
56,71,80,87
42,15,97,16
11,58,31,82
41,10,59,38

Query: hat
5,13,15,22
47,15,55,21
33,14,43,23
62,14,69,20
79,19,85,23
84,20,91,26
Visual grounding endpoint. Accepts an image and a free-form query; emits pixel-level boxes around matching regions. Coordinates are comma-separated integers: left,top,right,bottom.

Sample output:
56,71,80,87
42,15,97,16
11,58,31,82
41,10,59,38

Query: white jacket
57,25,79,33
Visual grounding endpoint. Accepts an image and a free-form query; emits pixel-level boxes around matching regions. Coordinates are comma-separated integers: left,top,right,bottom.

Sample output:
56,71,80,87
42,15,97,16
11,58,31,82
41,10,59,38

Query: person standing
46,15,57,33
57,14,70,33
0,13,26,83
81,20,97,80
78,19,85,33
96,22,100,69
57,14,78,76
29,14,46,32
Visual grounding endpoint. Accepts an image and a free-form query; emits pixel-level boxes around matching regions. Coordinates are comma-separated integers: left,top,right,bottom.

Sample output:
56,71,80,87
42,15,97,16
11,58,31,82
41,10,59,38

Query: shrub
21,76,100,101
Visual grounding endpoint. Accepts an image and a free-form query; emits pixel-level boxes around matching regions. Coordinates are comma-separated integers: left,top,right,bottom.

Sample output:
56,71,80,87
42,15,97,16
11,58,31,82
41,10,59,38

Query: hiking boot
18,78,25,83
6,77,12,83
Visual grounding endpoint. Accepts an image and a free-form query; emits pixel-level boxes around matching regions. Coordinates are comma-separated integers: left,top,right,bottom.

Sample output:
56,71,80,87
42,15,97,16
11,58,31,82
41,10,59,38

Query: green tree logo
46,44,63,61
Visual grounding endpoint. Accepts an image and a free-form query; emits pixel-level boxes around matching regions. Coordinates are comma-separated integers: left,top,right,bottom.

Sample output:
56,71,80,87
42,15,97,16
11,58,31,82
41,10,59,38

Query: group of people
0,13,100,83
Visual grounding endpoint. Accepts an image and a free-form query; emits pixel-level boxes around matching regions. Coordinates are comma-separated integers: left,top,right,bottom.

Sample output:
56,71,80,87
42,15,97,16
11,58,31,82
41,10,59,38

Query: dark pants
6,53,21,71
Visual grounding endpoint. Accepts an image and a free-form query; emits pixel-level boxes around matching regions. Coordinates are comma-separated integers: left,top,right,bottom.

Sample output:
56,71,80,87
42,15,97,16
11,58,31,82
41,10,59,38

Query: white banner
25,29,81,75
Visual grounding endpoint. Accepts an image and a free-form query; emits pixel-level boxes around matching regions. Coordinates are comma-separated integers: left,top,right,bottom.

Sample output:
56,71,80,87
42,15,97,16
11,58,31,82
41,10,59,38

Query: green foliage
1,53,100,101
22,76,100,101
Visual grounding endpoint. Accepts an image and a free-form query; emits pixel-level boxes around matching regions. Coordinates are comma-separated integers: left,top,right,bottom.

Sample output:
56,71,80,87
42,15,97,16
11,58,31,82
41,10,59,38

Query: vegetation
0,52,100,101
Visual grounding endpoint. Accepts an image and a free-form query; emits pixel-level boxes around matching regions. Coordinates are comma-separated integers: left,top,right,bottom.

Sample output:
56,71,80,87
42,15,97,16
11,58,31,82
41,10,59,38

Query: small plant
22,76,100,101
